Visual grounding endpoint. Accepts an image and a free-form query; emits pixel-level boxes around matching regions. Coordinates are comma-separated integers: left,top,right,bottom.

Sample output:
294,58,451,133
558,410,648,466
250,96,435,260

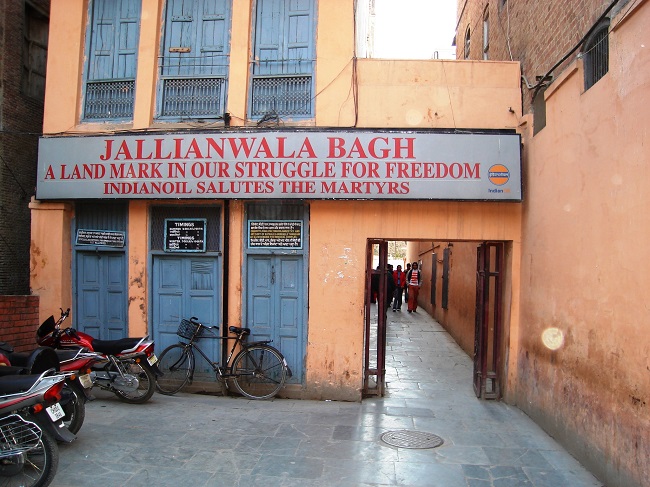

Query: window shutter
87,0,140,81
158,0,231,118
254,0,314,75
84,0,141,120
254,0,283,75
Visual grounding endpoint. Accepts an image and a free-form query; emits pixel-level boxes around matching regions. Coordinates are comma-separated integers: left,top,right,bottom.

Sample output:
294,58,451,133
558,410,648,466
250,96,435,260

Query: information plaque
76,229,125,248
165,219,207,252
248,220,303,249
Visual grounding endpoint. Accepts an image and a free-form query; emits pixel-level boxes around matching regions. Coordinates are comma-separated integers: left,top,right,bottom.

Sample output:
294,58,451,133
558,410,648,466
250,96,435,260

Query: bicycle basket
177,319,201,340
0,415,42,458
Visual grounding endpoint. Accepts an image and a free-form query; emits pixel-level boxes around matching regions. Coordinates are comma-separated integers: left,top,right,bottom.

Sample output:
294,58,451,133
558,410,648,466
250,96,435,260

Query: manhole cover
380,430,444,449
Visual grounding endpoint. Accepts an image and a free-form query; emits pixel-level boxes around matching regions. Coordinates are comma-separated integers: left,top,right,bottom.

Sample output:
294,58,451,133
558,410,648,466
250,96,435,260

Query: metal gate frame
363,240,388,397
473,241,504,400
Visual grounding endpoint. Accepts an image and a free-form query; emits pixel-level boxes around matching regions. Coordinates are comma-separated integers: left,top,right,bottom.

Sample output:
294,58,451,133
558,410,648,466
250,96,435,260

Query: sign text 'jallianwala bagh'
37,130,521,201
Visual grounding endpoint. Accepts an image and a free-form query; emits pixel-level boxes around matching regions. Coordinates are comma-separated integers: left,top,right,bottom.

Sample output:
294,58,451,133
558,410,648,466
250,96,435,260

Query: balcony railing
84,80,135,120
251,75,312,117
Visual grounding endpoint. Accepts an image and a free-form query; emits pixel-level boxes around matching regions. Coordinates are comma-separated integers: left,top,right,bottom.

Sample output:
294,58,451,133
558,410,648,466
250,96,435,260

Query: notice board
248,220,303,249
164,219,207,252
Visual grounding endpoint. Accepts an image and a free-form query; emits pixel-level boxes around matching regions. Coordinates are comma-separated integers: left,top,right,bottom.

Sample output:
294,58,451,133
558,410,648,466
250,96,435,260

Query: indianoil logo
488,164,510,186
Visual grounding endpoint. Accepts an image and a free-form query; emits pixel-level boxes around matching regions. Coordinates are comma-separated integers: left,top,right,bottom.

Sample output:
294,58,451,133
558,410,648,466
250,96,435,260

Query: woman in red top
406,262,421,312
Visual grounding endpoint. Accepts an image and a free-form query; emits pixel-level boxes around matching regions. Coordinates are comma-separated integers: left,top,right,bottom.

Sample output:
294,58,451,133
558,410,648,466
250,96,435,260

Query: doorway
74,201,128,339
363,239,507,400
244,202,308,385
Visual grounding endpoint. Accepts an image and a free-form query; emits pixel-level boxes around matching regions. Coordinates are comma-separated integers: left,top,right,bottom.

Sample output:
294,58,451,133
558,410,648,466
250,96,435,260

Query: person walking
386,264,395,311
392,265,405,311
406,262,421,313
404,262,411,304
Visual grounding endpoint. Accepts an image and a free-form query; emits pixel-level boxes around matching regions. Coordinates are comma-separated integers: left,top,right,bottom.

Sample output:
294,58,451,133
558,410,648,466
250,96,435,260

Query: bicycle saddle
228,326,250,336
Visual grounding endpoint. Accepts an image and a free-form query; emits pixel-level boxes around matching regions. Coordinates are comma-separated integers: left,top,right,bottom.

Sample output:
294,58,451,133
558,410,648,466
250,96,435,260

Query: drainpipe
221,199,230,365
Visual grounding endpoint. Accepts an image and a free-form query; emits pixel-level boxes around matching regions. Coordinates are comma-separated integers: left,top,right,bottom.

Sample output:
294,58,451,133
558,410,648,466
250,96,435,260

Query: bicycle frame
179,324,274,380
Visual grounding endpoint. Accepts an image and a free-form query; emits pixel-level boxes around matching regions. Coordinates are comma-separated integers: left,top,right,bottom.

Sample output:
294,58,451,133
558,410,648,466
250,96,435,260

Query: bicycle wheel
231,345,287,400
155,344,193,395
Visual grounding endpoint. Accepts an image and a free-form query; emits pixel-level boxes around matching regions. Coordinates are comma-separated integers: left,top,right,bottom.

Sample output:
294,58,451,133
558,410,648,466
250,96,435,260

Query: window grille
251,76,312,117
464,26,471,59
160,78,225,117
584,20,609,90
22,5,48,100
84,80,135,119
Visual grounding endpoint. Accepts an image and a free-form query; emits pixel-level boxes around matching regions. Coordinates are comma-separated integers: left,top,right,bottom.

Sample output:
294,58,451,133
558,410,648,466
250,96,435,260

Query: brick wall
455,0,615,113
0,0,51,294
0,295,40,352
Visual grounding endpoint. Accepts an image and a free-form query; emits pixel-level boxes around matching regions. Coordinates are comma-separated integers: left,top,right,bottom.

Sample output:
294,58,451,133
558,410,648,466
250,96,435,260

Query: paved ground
51,307,603,486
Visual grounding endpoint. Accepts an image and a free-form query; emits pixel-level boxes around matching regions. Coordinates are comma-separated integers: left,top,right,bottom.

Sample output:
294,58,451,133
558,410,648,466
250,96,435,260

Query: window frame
81,0,142,122
583,19,610,91
156,0,233,121
464,26,471,59
483,8,489,60
249,0,316,121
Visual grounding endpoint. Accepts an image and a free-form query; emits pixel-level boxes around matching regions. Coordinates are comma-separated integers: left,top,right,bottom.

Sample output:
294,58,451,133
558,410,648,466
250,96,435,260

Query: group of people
372,262,422,313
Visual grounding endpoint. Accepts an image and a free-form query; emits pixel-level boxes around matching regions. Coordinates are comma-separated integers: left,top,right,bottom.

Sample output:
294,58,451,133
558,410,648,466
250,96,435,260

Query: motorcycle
36,309,161,404
0,343,95,435
0,369,76,486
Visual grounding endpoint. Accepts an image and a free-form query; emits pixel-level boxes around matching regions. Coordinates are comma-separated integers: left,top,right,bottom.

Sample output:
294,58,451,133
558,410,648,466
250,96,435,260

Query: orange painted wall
32,1,523,403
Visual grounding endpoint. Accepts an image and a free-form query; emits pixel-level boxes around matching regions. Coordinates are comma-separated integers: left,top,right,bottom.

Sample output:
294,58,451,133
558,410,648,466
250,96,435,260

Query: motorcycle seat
0,366,29,376
55,349,85,362
3,347,60,374
0,374,42,394
92,338,144,355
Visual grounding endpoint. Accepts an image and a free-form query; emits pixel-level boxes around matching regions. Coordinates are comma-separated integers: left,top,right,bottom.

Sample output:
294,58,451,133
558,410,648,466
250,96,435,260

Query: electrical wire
531,0,622,101
0,153,29,199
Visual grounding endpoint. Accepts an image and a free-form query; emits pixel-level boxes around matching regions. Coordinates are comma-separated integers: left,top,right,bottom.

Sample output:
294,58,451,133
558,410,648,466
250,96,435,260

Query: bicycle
155,318,292,400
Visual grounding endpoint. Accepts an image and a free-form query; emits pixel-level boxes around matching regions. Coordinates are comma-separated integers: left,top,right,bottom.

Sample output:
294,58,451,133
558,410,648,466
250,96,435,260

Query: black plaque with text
165,219,207,252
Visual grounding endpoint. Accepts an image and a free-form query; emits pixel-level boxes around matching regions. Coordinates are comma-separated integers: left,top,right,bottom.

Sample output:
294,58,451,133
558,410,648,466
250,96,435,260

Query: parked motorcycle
36,309,161,404
0,343,94,435
0,369,76,486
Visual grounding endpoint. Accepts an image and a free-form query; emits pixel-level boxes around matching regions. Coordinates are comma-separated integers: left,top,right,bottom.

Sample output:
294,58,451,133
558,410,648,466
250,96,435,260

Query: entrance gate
363,240,388,396
473,241,504,399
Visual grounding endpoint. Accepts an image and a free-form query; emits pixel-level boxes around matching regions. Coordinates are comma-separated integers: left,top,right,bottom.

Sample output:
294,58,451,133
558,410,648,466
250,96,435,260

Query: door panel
76,252,127,340
153,256,220,372
246,254,303,383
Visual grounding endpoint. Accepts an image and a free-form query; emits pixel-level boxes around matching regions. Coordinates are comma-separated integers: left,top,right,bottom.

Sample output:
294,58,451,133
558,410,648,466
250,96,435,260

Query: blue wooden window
158,0,232,119
251,0,315,118
83,0,141,121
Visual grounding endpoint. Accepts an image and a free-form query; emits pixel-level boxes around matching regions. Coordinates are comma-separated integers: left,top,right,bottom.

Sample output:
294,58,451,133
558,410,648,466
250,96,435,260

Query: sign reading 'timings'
165,219,206,252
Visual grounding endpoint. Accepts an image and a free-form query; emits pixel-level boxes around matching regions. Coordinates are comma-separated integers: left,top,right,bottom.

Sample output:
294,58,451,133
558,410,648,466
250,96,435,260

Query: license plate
147,354,158,366
46,403,65,422
79,373,93,389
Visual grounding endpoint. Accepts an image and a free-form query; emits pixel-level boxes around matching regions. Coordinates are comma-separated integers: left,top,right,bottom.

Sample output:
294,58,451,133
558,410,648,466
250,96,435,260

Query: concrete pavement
51,308,603,486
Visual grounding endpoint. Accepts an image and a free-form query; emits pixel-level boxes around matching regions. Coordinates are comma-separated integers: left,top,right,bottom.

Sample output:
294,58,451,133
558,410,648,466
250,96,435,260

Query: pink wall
517,4,650,486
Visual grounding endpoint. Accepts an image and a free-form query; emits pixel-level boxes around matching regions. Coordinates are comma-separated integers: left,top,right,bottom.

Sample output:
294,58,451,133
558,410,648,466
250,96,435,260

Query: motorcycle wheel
0,427,59,487
112,360,156,404
60,384,85,435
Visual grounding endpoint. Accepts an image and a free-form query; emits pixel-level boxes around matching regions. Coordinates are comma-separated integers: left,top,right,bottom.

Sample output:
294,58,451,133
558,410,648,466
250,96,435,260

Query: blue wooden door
152,256,220,373
246,255,303,383
76,251,127,339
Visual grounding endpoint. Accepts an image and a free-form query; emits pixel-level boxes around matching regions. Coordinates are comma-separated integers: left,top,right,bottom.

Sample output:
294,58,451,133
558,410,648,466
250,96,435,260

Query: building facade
0,0,49,294
452,1,649,486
